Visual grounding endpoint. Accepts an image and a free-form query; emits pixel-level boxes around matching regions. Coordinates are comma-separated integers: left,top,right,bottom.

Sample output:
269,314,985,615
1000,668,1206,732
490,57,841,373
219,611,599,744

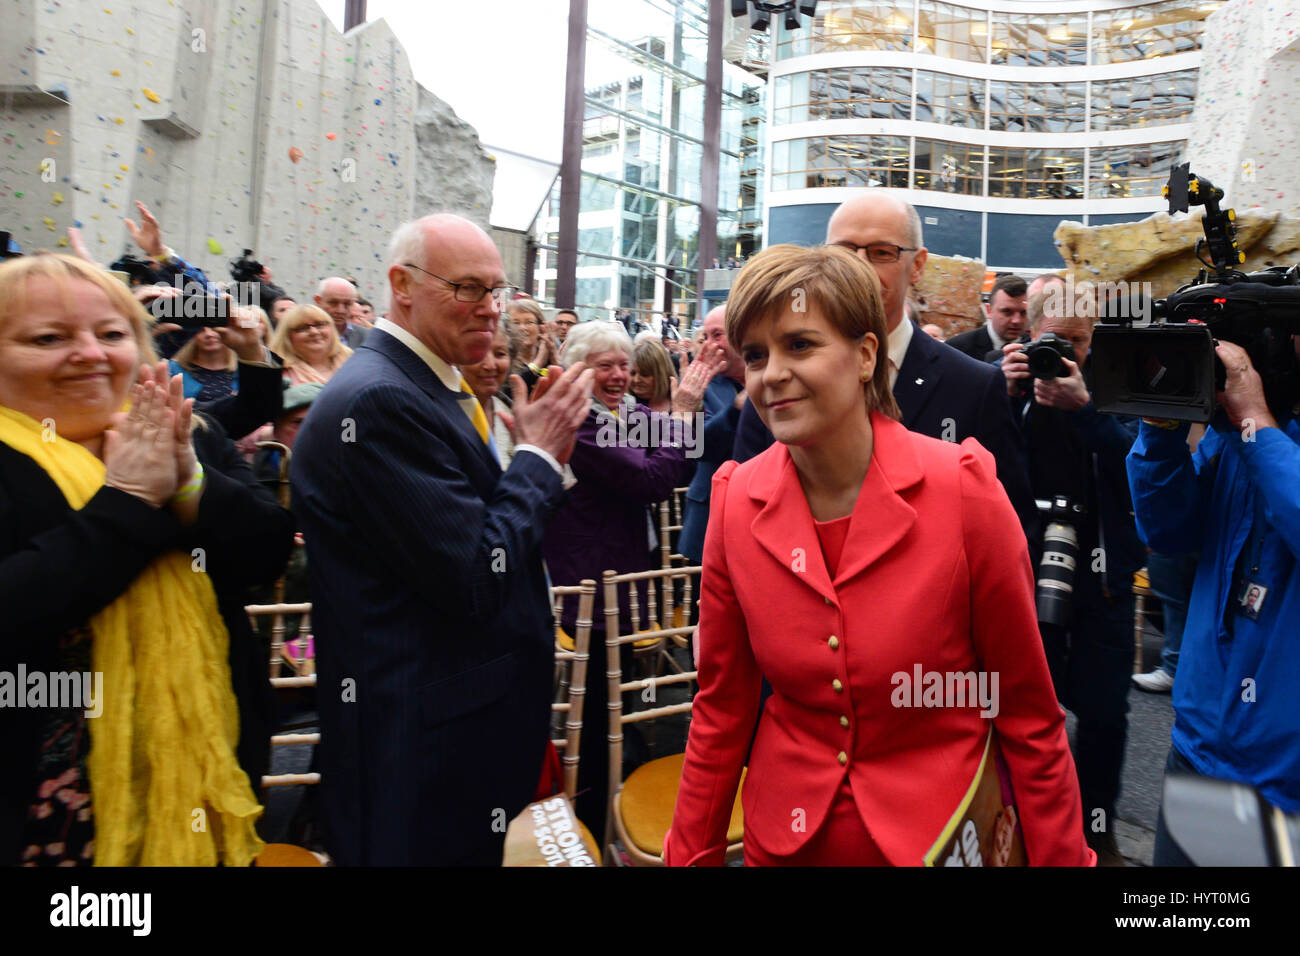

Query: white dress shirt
885,314,915,391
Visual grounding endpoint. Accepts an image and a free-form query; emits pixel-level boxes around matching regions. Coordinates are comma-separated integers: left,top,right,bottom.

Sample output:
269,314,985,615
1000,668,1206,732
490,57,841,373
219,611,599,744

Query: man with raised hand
292,214,593,866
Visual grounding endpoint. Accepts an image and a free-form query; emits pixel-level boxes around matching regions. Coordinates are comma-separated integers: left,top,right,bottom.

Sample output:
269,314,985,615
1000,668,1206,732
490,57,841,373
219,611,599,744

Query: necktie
458,379,491,445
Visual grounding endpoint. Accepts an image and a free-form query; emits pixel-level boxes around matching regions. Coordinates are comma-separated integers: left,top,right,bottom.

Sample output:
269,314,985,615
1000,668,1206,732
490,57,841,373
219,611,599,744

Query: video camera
1092,163,1300,423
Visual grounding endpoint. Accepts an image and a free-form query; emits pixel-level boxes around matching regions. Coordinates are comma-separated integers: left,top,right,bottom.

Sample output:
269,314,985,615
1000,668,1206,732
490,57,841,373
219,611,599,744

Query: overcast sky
319,0,571,162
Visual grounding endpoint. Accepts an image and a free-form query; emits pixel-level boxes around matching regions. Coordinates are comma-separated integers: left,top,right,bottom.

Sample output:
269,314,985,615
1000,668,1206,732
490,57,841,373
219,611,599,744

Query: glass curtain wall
537,0,764,325
769,2,1224,201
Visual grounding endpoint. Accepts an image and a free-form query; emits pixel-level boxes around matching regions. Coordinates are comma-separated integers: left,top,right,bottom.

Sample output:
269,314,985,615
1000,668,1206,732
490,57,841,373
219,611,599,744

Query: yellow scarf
0,407,264,866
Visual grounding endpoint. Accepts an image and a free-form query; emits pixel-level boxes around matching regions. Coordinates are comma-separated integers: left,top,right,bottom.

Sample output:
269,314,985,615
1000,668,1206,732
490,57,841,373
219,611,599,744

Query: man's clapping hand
497,362,595,465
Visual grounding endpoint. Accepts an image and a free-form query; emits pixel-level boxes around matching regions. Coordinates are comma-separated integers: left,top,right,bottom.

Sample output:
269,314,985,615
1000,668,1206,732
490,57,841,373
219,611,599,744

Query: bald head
699,303,741,382
315,276,358,332
825,191,928,332
827,192,922,249
385,213,507,366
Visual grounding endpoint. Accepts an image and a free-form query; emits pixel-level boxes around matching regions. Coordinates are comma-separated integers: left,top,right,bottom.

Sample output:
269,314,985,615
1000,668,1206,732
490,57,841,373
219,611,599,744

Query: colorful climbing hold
325,133,337,140
288,146,304,163
143,87,160,103
206,238,224,255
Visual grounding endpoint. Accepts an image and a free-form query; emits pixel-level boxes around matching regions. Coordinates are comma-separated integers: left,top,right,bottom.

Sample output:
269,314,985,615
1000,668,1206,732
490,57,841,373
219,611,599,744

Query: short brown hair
725,244,900,421
990,274,1027,300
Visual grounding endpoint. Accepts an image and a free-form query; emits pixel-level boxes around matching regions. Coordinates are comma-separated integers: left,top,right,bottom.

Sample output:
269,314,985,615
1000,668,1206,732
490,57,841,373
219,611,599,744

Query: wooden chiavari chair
656,485,691,569
503,580,602,866
601,566,745,866
243,440,313,679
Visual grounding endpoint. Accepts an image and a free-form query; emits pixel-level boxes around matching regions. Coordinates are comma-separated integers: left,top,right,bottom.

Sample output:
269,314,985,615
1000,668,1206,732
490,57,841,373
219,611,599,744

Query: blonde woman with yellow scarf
0,253,294,866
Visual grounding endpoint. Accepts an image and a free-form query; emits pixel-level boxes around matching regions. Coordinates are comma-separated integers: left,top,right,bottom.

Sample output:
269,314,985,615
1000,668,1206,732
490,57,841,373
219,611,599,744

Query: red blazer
664,412,1094,866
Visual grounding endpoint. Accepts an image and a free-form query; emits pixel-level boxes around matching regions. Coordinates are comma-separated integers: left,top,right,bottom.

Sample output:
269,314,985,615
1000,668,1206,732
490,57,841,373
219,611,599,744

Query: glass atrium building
765,0,1226,270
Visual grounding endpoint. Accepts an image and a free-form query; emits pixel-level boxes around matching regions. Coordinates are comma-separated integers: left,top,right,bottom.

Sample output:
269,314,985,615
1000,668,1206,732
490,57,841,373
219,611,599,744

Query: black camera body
229,249,265,284
1024,332,1075,380
1093,164,1300,423
109,251,161,286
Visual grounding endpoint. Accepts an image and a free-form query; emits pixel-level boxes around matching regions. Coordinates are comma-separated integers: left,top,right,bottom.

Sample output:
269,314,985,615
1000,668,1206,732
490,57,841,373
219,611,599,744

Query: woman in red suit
664,245,1094,866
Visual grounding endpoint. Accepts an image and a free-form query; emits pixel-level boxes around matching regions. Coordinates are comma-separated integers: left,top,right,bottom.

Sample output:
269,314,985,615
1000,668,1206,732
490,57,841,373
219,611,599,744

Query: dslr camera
1023,333,1075,380
229,248,266,284
1092,163,1300,423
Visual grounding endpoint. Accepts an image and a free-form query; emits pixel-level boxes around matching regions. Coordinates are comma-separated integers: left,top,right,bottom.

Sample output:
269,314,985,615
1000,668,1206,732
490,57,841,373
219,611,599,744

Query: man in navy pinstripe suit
292,214,593,866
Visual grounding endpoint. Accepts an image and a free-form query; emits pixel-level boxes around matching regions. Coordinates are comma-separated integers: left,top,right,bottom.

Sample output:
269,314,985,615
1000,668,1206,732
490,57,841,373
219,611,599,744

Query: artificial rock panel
414,85,495,234
915,253,987,337
1186,0,1300,217
0,0,490,304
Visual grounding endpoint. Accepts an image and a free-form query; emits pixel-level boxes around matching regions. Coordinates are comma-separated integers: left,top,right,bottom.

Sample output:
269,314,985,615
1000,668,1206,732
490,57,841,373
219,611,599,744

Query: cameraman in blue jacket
1127,338,1300,866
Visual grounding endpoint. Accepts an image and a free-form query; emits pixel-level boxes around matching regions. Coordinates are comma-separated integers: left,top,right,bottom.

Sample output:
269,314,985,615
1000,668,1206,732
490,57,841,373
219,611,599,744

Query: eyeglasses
830,241,919,264
403,263,518,309
291,320,331,333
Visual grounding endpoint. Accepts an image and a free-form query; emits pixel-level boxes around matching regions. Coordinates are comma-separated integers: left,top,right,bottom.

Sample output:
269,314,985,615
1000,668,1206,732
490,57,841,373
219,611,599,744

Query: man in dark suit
291,214,593,866
946,273,1028,363
678,304,745,564
732,192,1038,548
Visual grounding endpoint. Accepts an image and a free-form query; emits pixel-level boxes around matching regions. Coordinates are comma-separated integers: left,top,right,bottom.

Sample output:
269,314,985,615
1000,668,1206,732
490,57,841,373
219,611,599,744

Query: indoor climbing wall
0,0,419,302
1186,0,1300,218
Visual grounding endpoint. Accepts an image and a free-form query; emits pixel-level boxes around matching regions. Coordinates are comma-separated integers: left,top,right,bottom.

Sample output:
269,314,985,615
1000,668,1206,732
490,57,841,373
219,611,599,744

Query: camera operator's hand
1001,341,1030,397
135,285,183,335
1215,340,1277,432
218,305,267,362
124,201,166,259
1034,357,1091,412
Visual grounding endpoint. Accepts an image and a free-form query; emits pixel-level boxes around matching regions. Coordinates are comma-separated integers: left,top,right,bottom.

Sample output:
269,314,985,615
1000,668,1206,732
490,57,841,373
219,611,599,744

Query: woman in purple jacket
543,320,723,842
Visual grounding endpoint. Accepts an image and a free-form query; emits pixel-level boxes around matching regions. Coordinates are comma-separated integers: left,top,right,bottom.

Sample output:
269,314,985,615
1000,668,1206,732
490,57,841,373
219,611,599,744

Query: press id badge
1236,579,1270,621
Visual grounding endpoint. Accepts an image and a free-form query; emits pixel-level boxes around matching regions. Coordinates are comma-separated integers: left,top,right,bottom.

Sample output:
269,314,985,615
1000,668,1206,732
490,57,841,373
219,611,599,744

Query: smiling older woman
664,244,1093,867
0,253,294,866
269,304,353,385
540,320,724,842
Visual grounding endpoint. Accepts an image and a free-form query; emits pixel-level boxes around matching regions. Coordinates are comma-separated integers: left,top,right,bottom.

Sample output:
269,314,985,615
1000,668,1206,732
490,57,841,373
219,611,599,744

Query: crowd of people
1,186,1295,868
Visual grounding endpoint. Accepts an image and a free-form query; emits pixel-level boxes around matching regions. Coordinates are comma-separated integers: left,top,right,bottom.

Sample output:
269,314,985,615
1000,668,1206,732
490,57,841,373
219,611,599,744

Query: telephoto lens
1035,500,1080,626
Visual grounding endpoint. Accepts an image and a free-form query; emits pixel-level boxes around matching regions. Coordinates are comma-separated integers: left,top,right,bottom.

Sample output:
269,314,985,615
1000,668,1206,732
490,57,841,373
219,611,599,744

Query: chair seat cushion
557,626,656,651
254,843,324,867
619,753,745,857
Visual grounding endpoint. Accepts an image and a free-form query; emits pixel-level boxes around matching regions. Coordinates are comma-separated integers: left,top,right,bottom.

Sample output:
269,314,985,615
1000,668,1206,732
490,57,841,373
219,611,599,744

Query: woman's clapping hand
103,363,200,509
